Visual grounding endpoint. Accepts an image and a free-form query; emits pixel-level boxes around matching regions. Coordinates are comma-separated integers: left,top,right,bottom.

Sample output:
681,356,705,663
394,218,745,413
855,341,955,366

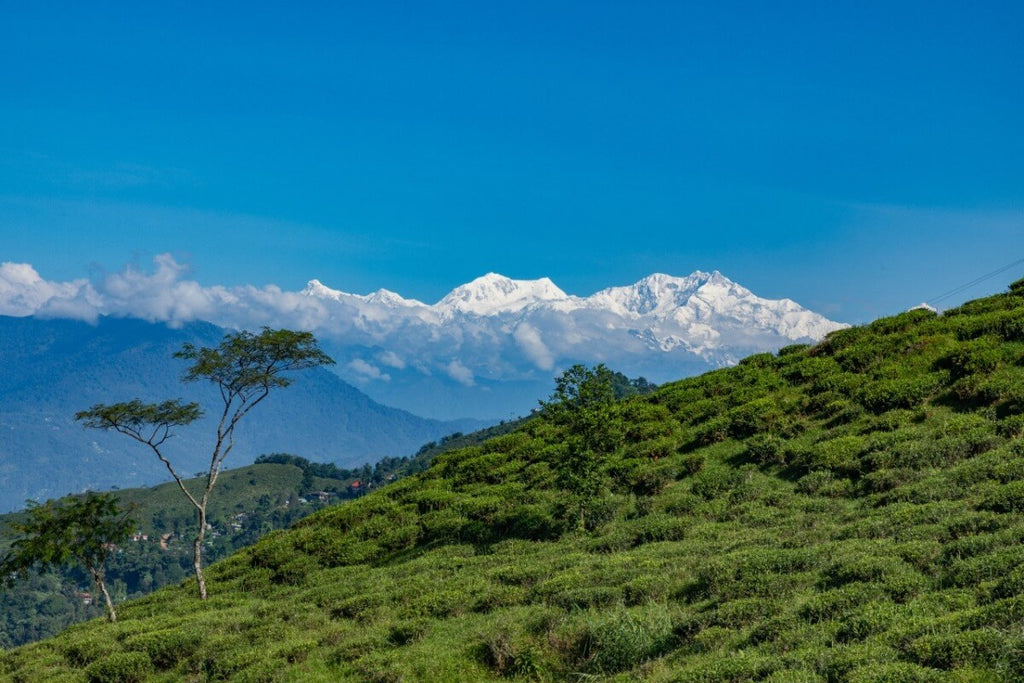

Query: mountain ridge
300,270,846,417
0,315,483,512
2,260,847,418
299,270,840,337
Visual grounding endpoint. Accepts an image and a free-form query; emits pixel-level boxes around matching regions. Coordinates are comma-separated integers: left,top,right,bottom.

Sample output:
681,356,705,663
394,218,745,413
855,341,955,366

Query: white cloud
512,322,554,370
376,350,407,369
347,358,390,382
445,360,475,386
0,254,845,392
0,262,99,321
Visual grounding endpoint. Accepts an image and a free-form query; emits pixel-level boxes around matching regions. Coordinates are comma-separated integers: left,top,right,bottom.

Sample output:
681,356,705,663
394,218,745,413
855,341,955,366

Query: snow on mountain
302,279,426,308
298,270,847,398
436,273,571,317
587,271,716,316
301,270,842,345
0,258,848,419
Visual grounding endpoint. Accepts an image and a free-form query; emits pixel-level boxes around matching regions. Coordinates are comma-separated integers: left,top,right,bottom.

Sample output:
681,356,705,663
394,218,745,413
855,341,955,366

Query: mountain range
0,260,848,420
302,270,848,418
0,315,482,512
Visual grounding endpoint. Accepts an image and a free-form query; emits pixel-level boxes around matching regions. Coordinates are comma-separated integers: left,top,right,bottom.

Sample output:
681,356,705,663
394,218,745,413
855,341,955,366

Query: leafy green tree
544,364,617,415
608,371,658,399
541,364,622,530
76,328,333,600
1,493,134,622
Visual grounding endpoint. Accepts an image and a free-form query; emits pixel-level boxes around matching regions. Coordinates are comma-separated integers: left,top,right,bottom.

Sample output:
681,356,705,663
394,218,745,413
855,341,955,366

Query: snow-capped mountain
302,270,840,338
294,270,847,418
437,273,570,317
0,257,848,420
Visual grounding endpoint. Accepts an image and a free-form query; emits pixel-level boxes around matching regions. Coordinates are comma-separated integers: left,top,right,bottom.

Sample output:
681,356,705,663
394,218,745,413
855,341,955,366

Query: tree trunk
90,567,117,622
194,507,208,600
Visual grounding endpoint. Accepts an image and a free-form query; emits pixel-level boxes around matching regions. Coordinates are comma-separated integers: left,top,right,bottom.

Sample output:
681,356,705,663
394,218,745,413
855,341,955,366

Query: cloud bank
0,255,846,394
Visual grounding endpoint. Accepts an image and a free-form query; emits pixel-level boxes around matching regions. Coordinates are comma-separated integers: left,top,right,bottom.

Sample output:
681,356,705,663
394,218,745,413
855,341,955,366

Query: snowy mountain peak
302,279,341,299
302,280,423,307
363,288,424,308
437,273,569,316
590,270,726,315
0,257,851,420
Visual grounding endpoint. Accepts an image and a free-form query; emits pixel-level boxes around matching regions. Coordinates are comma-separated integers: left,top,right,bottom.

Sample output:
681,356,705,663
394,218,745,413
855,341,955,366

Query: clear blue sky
1,1,1021,322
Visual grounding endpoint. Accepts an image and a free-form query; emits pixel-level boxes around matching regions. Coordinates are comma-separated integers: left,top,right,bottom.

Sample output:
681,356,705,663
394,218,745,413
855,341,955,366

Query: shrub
278,639,317,665
857,378,935,413
693,416,730,446
978,366,1024,405
630,513,688,545
800,584,885,623
778,343,810,357
860,468,919,494
812,435,866,475
982,481,1024,513
610,459,675,497
85,652,152,683
844,661,944,682
905,628,1004,669
784,356,839,384
61,639,116,667
992,565,1024,600
823,555,916,588
678,453,705,476
690,468,740,500
479,630,543,678
198,640,262,680
835,601,897,642
419,508,469,543
746,613,801,646
726,398,790,439
943,546,1024,588
937,337,1002,378
123,628,202,670
387,619,430,646
746,433,787,466
996,414,1024,438
795,471,851,497
575,605,673,674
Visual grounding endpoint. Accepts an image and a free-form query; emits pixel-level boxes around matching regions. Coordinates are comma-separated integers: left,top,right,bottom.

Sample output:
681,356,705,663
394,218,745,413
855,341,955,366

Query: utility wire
926,257,1024,307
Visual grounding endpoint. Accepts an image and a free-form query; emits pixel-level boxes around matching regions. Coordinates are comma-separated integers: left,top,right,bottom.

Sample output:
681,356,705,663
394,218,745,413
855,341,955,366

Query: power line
926,257,1024,307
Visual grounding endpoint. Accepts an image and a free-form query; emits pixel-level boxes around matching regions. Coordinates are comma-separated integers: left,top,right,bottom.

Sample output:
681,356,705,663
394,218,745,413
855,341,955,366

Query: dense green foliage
6,282,1024,680
0,459,397,648
1,494,135,622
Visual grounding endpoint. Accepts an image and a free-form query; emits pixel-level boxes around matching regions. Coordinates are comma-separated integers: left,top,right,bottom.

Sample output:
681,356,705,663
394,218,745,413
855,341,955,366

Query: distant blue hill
0,315,486,512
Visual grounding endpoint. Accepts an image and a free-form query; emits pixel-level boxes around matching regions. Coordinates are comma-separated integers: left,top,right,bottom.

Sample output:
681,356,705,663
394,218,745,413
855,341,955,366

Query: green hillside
0,452,435,649
6,281,1024,681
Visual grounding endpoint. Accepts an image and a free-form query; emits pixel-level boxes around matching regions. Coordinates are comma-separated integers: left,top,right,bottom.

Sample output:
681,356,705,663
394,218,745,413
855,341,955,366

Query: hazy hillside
0,316,484,512
5,281,1024,680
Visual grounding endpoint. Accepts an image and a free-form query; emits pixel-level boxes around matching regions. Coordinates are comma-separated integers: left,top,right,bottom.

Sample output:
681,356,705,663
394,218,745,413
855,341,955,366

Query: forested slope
0,452,433,649
5,281,1024,681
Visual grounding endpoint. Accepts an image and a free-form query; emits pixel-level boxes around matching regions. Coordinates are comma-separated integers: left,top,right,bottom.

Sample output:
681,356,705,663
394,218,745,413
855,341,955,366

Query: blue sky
1,1,1021,322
